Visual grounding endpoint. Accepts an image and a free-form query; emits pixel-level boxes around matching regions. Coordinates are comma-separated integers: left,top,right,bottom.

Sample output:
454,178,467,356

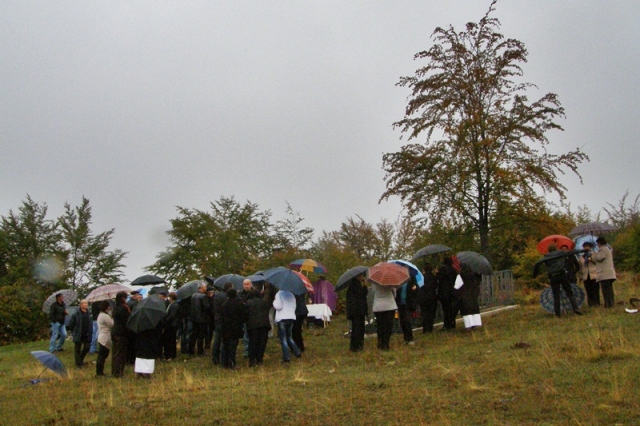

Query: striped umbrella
366,262,410,287
289,259,327,274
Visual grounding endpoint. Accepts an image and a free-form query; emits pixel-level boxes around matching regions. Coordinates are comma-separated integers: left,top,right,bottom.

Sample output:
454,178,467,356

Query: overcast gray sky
2,1,638,282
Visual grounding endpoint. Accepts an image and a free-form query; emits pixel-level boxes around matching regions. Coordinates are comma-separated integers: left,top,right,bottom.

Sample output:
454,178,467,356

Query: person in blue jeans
49,293,68,352
273,289,301,363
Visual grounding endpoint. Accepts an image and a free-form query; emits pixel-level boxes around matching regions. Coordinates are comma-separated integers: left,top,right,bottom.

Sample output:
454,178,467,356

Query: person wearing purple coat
312,276,337,312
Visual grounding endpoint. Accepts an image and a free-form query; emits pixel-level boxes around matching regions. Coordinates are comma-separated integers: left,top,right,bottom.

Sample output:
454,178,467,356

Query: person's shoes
574,310,583,315
294,353,302,358
281,359,290,364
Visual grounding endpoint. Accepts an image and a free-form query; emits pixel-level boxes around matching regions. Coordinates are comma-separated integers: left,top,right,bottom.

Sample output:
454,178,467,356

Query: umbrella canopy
204,276,216,285
289,259,328,274
412,244,452,260
42,289,77,314
262,267,308,295
176,280,204,301
568,222,616,238
31,351,68,378
149,286,168,296
367,262,410,287
537,235,574,254
213,274,246,291
85,284,131,302
292,270,314,293
574,234,599,252
540,283,585,314
126,294,167,334
246,274,265,284
335,266,369,291
456,251,493,275
390,259,424,287
130,274,166,286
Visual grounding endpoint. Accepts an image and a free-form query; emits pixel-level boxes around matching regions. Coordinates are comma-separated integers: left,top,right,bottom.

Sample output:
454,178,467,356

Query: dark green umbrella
176,280,204,301
412,244,452,261
213,274,245,291
335,266,369,291
456,251,493,276
126,295,166,334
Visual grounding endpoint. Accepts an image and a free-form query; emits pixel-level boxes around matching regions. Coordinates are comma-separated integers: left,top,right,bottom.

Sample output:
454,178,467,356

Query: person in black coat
459,264,482,331
162,292,180,360
346,273,368,352
111,291,130,377
219,288,248,369
212,282,232,365
190,282,209,356
396,278,418,344
437,257,458,330
292,293,308,353
246,292,271,366
68,299,93,368
417,262,438,333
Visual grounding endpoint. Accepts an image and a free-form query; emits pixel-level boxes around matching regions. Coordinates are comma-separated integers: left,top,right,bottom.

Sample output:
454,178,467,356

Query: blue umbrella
213,274,246,291
540,283,585,315
390,259,424,287
31,350,68,379
262,267,308,295
246,274,265,283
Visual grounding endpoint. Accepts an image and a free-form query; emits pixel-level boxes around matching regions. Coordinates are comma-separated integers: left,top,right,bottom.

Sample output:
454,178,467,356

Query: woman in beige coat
579,242,600,306
594,237,616,308
96,300,114,376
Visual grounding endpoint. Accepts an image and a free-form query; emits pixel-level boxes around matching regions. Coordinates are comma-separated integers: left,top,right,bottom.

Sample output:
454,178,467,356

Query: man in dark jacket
437,257,458,330
396,278,417,344
212,282,232,365
292,293,309,352
126,290,142,364
346,273,368,352
220,288,248,369
49,293,68,353
246,292,271,366
68,299,93,368
534,243,584,317
190,282,209,355
162,292,180,360
111,291,130,377
417,263,438,333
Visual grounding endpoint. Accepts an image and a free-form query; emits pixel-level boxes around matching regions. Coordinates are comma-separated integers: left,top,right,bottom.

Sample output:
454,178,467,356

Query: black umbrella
204,276,216,285
568,222,616,238
456,251,493,275
412,244,452,260
126,295,167,334
176,280,204,300
131,274,166,286
149,286,168,296
540,284,585,314
30,350,68,379
213,274,245,291
335,266,369,291
42,289,77,314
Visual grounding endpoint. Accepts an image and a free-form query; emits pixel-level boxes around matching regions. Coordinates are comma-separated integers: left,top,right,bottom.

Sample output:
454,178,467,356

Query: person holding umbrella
219,288,248,370
346,272,368,352
417,262,438,334
49,293,68,353
95,300,113,376
162,293,180,361
437,257,458,331
579,242,600,306
594,237,617,308
273,289,302,363
534,243,583,317
111,291,130,378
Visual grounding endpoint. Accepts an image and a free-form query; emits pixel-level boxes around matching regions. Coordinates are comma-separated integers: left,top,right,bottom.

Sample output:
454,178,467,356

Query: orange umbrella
537,234,574,254
367,262,410,287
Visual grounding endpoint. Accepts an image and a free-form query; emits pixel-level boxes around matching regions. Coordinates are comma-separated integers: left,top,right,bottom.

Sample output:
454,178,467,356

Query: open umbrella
540,284,585,314
246,274,265,284
367,262,410,287
390,259,424,287
537,235,574,254
574,234,600,252
213,274,246,291
126,294,167,334
262,267,308,295
291,270,314,293
86,284,131,302
456,251,493,275
412,244,452,260
335,266,369,291
569,222,616,238
176,280,204,301
130,274,165,286
42,289,77,314
30,351,68,380
289,259,328,274
149,286,168,296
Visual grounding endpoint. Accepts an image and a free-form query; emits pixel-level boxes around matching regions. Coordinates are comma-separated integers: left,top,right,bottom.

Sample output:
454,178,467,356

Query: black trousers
583,278,601,306
439,295,456,329
419,299,438,333
212,324,223,365
599,279,615,308
192,322,207,355
349,315,366,352
111,334,127,377
162,325,177,360
292,315,306,352
247,327,269,366
374,310,394,350
397,305,414,342
74,340,90,367
96,343,110,376
550,275,580,317
221,337,239,369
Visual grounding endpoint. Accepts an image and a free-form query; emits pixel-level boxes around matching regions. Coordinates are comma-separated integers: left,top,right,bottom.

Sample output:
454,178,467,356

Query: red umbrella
291,270,314,293
366,262,410,287
537,235,574,254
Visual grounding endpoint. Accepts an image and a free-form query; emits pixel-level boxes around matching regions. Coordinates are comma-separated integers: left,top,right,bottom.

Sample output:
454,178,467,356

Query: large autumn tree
380,1,588,258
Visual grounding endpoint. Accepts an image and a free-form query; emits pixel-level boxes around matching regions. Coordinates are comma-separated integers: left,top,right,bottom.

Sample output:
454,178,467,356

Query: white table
306,303,332,327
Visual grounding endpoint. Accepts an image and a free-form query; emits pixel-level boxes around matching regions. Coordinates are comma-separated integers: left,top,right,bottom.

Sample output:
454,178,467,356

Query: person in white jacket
273,289,302,363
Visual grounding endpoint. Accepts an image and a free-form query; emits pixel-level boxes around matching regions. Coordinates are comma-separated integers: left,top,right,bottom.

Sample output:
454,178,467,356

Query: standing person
95,300,113,376
205,286,216,350
111,291,130,378
594,237,617,308
68,299,93,369
346,273,368,352
437,257,458,330
395,278,417,345
417,262,438,333
126,290,142,365
89,300,101,354
239,279,256,358
190,282,209,356
371,283,397,350
246,292,271,366
579,242,600,306
292,293,308,352
459,264,482,331
49,293,68,353
220,288,248,370
212,282,232,365
312,276,337,312
135,293,167,379
534,243,583,317
162,292,179,361
262,281,277,337
273,289,302,363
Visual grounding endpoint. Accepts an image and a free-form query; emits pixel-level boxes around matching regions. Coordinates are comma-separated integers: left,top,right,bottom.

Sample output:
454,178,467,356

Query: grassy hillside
2,275,640,425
